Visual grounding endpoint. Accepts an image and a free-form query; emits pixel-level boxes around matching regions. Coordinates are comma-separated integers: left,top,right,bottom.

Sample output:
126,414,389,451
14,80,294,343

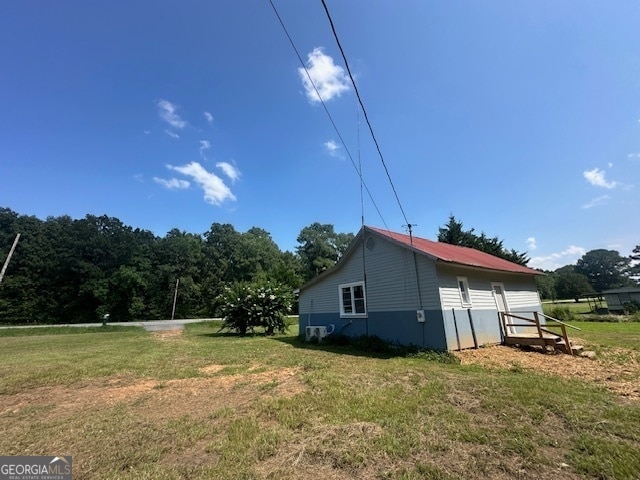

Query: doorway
491,282,513,334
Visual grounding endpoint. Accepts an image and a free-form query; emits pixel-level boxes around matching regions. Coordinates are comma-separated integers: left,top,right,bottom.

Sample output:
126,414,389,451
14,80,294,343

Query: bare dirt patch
152,329,184,340
0,367,305,421
455,343,640,399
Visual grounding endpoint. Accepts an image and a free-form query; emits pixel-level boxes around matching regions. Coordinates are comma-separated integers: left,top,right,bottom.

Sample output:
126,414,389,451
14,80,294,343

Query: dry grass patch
0,367,305,423
455,344,640,400
151,328,184,340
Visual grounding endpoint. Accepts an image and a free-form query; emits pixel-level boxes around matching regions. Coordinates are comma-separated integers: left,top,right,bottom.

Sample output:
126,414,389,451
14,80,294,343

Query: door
491,282,513,334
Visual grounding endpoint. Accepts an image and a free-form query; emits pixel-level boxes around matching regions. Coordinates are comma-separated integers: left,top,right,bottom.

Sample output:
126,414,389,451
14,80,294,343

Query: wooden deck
501,312,582,355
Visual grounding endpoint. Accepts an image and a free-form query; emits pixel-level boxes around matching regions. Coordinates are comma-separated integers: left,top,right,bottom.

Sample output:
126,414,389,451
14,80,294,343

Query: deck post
560,323,573,356
501,312,508,340
497,311,504,343
533,311,544,340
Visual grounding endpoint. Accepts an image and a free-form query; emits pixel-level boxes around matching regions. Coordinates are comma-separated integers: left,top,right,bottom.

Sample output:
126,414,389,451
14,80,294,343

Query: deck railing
500,311,581,355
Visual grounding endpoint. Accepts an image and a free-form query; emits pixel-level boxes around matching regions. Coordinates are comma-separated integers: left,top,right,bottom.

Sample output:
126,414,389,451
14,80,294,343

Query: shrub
623,301,640,314
322,334,460,363
547,306,575,322
217,281,293,335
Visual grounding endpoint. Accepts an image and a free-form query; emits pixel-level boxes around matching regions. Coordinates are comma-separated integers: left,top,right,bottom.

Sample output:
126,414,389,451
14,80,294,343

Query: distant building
602,287,640,313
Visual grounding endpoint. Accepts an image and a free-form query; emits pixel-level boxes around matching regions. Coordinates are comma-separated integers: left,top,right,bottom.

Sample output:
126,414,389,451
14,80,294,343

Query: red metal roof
368,226,540,275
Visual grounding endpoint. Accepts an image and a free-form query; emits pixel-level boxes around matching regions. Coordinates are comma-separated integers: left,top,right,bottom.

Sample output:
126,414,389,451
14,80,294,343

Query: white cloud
144,130,151,135
298,47,350,103
582,194,609,209
628,153,640,160
563,246,587,256
164,129,180,139
583,168,617,189
216,161,241,183
157,99,187,129
324,140,341,157
153,177,190,190
529,245,587,271
204,111,213,124
199,140,211,158
526,237,537,251
608,162,614,168
168,161,235,205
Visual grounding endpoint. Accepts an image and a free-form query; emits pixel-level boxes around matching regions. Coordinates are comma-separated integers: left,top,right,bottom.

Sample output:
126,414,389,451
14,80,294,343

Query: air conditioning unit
305,325,328,342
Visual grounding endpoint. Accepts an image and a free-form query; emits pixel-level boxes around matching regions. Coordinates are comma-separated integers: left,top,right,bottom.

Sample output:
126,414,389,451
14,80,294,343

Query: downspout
412,250,424,347
362,234,369,336
357,106,369,337
405,224,425,346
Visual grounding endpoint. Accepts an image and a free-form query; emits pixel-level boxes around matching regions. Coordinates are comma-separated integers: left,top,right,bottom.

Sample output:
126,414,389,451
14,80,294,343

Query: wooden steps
501,312,581,356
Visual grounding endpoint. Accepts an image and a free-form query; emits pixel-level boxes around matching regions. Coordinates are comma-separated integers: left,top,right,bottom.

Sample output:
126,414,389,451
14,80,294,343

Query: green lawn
567,321,640,351
0,322,639,479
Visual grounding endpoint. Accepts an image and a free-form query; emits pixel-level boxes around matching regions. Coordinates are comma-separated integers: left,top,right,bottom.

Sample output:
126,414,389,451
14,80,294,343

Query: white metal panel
437,264,540,310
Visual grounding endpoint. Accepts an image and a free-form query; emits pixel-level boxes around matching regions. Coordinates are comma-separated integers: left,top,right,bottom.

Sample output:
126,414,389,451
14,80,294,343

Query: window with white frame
457,277,472,307
339,282,367,316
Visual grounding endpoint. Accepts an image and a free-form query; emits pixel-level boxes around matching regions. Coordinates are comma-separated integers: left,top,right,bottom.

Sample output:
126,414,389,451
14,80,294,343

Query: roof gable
368,226,540,275
299,225,540,292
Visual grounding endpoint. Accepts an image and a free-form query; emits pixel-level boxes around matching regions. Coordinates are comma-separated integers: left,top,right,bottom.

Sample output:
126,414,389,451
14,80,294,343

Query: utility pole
171,278,179,320
0,233,21,286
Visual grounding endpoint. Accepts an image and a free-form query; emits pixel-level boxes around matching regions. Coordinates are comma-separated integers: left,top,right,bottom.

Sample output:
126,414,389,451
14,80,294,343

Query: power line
320,0,411,227
267,0,389,230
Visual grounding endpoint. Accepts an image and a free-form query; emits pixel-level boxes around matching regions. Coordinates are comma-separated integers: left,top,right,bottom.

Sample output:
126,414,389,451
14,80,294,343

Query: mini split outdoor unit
305,326,328,342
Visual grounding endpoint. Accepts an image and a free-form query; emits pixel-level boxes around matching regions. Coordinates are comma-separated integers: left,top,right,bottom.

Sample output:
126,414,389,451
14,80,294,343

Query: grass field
542,301,596,316
567,321,640,351
1,322,639,479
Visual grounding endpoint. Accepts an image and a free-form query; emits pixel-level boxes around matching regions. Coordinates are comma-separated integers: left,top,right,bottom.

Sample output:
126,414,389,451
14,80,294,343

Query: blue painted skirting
299,310,447,350
299,306,542,351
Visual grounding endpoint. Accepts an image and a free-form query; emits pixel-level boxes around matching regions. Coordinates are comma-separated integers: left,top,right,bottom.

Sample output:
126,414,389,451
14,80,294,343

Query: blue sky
1,1,638,270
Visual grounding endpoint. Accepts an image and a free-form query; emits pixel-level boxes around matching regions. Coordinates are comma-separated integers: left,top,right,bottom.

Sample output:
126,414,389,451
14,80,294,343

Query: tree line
535,248,639,302
437,215,639,301
1,208,637,324
0,208,354,324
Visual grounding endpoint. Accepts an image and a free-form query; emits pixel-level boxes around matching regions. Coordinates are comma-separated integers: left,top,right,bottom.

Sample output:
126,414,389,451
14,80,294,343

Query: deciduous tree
575,249,632,292
296,223,354,280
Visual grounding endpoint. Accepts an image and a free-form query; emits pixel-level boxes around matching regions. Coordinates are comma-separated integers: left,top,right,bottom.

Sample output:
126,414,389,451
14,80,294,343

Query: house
602,287,640,313
298,226,543,351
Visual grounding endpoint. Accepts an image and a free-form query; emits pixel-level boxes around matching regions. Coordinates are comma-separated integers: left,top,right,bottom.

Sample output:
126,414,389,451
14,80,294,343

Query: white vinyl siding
365,241,440,312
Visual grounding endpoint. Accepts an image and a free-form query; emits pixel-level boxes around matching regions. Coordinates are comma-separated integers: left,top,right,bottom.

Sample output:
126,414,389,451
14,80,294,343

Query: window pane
459,280,470,304
354,299,365,313
342,288,352,313
353,285,364,299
